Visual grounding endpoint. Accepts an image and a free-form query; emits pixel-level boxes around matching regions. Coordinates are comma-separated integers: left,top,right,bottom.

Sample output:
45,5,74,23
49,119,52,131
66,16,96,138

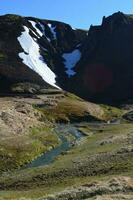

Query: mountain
0,14,86,92
0,12,133,200
0,12,133,103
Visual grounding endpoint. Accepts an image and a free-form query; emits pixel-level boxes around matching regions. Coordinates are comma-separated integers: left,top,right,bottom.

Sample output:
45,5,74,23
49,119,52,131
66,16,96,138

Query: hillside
0,12,133,200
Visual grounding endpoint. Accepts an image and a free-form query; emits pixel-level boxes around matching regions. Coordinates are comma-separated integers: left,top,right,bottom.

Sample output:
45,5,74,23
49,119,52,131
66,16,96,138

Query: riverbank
0,122,132,199
0,93,132,199
23,124,84,169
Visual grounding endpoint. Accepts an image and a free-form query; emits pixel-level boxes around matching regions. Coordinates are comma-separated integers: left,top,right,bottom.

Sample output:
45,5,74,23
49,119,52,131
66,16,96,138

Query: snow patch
62,49,81,77
48,23,57,40
17,26,60,89
72,27,77,30
38,22,51,42
29,20,43,38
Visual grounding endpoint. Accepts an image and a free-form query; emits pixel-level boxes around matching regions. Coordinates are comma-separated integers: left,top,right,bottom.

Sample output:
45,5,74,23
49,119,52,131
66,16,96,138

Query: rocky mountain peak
0,12,133,103
102,11,129,27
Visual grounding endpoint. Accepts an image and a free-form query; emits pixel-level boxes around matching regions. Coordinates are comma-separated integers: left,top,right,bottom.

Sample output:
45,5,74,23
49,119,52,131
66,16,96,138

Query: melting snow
17,26,60,89
29,20,43,38
62,49,81,77
38,22,51,42
48,24,57,40
29,21,57,41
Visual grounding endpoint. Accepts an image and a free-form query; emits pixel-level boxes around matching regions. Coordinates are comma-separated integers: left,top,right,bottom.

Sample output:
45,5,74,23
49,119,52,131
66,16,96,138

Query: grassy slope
0,93,130,199
0,125,59,172
100,104,123,121
0,93,122,173
36,93,123,123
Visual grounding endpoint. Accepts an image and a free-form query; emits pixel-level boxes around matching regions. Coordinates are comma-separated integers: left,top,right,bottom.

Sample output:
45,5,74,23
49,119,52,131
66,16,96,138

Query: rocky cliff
0,12,133,103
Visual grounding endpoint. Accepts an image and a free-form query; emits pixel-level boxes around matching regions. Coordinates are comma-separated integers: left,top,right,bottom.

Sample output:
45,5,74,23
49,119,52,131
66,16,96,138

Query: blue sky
0,0,133,29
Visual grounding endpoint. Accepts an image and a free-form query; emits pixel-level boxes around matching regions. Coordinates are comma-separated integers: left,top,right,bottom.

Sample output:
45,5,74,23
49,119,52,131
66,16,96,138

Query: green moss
0,135,43,171
30,126,59,148
66,92,83,101
0,94,132,199
36,95,99,123
0,123,132,200
100,104,123,121
0,126,59,172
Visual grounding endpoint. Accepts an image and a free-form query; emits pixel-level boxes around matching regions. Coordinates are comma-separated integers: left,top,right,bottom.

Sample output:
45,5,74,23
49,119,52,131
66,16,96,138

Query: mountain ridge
0,12,133,103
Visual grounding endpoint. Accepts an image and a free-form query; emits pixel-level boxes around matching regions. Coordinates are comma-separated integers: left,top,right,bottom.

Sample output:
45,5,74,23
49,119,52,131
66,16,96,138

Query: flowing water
24,124,84,168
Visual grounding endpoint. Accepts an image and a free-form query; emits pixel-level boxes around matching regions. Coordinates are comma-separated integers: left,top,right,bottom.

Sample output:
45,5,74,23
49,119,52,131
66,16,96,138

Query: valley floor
0,92,132,200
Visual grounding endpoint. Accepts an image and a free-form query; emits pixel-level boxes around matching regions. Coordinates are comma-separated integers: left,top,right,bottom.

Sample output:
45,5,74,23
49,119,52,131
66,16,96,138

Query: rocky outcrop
69,12,133,103
43,177,133,199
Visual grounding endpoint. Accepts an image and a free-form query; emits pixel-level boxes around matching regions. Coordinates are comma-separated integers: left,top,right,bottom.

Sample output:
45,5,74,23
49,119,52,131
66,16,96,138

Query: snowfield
62,49,81,77
17,26,60,89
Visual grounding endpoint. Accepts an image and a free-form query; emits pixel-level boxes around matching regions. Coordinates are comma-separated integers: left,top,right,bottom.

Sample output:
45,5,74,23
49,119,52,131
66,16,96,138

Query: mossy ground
36,93,123,123
36,93,93,122
35,93,103,123
0,94,132,199
0,125,59,172
0,122,132,199
100,104,123,121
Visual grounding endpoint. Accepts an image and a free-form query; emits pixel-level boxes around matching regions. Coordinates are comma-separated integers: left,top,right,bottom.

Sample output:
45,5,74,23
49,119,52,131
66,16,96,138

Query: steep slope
1,12,133,103
0,14,86,93
70,12,133,103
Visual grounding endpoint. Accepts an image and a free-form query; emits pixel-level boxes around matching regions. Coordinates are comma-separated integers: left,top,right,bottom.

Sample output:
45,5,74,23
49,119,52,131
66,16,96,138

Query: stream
24,124,84,168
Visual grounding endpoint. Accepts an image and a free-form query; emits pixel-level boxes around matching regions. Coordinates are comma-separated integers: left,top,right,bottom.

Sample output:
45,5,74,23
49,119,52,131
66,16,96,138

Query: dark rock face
65,12,133,103
0,12,133,103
